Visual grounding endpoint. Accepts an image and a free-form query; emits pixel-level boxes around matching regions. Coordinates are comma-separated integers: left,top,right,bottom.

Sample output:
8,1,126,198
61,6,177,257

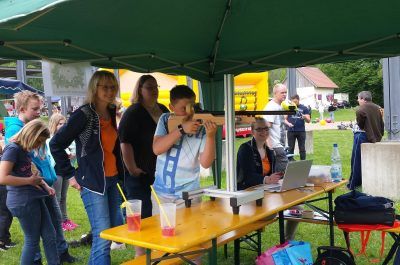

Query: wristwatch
178,124,186,136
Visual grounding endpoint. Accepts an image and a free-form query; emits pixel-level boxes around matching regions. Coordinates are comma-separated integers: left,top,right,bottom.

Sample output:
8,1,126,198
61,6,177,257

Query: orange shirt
262,156,271,176
100,118,118,177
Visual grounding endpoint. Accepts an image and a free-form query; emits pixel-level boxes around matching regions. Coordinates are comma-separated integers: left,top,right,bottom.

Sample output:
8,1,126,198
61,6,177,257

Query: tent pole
287,68,297,98
382,57,400,140
224,74,236,192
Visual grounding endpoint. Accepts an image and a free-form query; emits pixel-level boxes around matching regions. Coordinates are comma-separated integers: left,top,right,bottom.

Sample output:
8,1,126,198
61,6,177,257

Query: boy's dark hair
290,94,300,100
170,85,196,104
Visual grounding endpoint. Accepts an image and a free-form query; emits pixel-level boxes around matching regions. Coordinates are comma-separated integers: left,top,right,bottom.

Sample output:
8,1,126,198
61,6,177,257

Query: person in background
236,117,300,241
285,94,311,160
0,140,14,252
328,102,337,122
119,75,169,256
5,91,76,264
318,102,324,121
50,70,125,264
237,118,281,190
0,120,58,264
348,91,384,190
263,83,289,172
47,113,79,231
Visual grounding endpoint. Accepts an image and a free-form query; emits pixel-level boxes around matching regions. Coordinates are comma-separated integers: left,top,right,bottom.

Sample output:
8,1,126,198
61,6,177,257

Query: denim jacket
50,104,125,194
237,137,276,190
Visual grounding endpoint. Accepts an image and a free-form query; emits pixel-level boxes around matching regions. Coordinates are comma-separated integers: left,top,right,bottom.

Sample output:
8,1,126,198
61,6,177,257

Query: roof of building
298,67,339,89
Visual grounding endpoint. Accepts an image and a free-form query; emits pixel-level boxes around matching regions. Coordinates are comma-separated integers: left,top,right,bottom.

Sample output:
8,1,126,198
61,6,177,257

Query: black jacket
237,137,276,190
50,104,125,194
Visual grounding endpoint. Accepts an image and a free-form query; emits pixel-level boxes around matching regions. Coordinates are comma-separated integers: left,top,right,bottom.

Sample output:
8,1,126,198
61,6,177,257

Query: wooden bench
121,218,276,265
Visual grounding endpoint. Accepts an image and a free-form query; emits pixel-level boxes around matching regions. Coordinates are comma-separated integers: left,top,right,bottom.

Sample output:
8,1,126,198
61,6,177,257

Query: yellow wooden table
101,181,347,265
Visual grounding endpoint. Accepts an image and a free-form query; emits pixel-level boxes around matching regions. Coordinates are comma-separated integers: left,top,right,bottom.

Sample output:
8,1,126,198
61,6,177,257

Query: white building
285,67,339,109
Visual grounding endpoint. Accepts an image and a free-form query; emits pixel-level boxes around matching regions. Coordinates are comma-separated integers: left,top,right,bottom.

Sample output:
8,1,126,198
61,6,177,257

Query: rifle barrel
196,110,296,116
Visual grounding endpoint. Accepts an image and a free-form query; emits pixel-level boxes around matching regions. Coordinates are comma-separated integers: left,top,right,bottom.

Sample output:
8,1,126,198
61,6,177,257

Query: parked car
337,100,351,109
222,124,252,139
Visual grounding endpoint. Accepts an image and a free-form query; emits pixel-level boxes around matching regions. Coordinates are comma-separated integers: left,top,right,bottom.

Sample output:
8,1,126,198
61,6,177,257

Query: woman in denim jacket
50,71,125,265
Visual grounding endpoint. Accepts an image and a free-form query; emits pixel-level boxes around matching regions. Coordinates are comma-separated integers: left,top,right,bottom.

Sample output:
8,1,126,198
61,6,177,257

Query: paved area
306,121,352,131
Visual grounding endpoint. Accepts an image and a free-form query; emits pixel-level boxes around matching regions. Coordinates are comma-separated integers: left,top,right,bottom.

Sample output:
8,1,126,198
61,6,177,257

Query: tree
318,59,383,106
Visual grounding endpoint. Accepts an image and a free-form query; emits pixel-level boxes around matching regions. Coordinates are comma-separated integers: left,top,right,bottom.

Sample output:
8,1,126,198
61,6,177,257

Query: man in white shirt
263,83,289,172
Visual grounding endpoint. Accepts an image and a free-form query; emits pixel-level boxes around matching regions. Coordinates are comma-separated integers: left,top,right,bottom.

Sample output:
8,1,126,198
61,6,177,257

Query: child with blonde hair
0,120,59,264
48,113,78,231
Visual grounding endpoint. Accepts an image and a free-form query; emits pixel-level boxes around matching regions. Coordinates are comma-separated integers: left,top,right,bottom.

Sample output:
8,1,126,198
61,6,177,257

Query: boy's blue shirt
153,113,206,199
4,117,57,186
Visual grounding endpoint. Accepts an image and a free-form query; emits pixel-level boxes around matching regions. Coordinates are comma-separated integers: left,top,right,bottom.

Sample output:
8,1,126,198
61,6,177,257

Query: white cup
159,203,176,237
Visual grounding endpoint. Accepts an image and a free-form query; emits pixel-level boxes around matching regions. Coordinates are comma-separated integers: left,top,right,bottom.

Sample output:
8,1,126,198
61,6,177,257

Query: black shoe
33,259,43,265
79,233,92,246
0,242,9,251
60,249,76,264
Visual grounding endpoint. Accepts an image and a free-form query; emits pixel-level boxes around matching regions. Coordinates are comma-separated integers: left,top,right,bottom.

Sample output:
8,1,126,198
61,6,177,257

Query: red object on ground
161,226,175,237
127,213,141,232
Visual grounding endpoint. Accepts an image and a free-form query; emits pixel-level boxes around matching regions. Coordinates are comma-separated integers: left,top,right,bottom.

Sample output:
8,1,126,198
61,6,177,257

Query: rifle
167,105,296,132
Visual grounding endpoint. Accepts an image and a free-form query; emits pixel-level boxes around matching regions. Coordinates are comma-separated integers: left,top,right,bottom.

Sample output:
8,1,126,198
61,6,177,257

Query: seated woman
237,117,300,241
237,117,282,190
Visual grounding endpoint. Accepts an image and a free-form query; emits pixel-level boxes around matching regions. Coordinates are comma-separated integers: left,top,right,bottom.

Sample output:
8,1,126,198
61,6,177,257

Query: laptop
256,160,313,192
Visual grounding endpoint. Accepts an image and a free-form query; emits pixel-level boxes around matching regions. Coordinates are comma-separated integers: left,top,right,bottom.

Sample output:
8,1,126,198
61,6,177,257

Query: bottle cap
333,143,338,147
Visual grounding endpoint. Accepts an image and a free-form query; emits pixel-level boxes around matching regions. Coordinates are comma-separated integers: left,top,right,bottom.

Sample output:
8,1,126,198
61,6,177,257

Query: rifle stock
167,109,296,133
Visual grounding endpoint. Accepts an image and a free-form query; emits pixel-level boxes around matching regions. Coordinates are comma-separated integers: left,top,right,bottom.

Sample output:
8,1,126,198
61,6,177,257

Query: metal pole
287,68,296,98
382,57,400,140
16,60,26,82
224,74,236,192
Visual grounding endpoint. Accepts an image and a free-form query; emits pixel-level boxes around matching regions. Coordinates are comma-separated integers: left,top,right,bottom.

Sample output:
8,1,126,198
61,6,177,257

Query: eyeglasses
97,84,116,90
254,127,269,132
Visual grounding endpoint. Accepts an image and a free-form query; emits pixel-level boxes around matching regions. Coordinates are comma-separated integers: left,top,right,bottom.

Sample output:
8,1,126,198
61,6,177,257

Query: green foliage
268,68,287,93
318,59,383,106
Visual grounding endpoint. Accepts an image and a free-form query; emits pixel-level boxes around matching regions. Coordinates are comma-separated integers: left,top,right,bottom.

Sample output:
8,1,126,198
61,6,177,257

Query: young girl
48,113,78,231
0,119,59,265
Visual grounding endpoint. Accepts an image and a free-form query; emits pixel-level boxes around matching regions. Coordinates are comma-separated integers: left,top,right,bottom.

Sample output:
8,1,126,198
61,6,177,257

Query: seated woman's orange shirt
100,118,118,177
262,156,271,176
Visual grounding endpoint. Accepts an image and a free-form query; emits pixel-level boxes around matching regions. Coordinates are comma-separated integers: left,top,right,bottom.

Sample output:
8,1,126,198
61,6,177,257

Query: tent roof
0,78,44,95
0,0,399,82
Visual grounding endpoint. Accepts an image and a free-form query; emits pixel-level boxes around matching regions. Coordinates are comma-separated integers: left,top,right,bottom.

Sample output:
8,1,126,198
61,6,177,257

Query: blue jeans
34,195,68,261
9,198,59,265
348,131,367,190
81,176,123,265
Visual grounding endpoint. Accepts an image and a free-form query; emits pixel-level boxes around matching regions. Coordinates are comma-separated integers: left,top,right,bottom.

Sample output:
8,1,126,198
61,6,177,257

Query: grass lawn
311,108,356,122
3,127,397,264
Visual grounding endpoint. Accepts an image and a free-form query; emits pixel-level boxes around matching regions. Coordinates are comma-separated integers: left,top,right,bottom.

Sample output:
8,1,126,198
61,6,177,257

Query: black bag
334,190,395,226
314,246,355,265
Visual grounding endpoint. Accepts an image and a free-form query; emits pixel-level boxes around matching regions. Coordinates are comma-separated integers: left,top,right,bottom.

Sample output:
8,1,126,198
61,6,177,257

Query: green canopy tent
0,0,399,188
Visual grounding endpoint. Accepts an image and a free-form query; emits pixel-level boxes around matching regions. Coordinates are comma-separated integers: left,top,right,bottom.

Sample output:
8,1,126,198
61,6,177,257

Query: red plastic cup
127,200,142,232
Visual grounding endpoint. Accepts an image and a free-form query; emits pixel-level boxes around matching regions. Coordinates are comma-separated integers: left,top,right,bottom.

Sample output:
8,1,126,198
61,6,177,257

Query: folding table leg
234,239,240,265
328,191,334,246
146,248,151,265
208,238,217,265
279,211,285,244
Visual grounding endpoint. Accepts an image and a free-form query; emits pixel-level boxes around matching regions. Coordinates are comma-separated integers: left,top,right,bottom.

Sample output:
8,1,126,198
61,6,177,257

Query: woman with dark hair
118,75,168,256
50,70,125,264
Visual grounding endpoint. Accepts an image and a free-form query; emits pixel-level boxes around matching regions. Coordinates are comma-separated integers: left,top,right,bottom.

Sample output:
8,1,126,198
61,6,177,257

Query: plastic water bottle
330,143,342,182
